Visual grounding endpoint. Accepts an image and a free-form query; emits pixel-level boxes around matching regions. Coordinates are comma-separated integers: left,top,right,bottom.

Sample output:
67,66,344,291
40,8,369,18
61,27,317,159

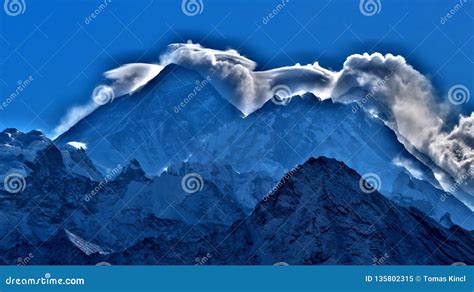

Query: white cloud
159,42,336,115
54,42,472,196
159,44,472,195
104,63,163,97
53,102,97,139
330,53,473,194
53,63,163,138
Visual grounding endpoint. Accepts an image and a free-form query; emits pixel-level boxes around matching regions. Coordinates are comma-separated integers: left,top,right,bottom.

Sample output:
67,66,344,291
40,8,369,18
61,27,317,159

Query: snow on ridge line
66,141,87,150
65,229,110,256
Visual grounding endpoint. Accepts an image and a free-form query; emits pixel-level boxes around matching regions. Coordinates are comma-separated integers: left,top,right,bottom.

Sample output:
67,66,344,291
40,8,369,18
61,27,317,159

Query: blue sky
0,0,472,136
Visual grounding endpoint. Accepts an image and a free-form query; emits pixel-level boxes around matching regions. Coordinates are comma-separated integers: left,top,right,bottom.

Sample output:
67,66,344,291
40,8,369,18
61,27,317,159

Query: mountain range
0,64,472,265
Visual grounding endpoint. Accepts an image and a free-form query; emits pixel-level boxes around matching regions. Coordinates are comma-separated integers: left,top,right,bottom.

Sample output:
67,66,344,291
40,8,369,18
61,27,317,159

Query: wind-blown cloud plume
159,43,473,195
159,42,337,115
54,42,472,196
330,53,473,195
103,63,164,97
53,63,163,138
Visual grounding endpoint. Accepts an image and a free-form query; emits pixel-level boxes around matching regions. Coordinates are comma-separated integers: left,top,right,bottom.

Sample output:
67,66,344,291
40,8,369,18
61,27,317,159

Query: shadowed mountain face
0,129,266,263
2,157,472,265
224,157,474,265
1,66,472,265
55,64,240,174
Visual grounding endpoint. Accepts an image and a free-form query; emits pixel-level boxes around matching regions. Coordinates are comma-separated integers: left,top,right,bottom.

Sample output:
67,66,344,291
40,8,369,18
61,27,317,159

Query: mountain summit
56,65,473,229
